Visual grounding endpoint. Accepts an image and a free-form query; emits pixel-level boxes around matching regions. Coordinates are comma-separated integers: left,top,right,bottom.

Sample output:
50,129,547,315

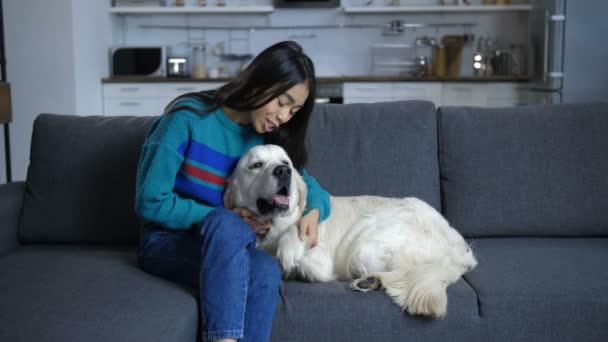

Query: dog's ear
294,170,308,216
223,178,237,210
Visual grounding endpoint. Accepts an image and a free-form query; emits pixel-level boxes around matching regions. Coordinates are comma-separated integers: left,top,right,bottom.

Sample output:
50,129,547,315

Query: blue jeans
138,208,281,342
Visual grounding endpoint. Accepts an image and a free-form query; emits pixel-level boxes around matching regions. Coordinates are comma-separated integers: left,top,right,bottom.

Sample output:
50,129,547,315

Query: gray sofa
1,101,607,342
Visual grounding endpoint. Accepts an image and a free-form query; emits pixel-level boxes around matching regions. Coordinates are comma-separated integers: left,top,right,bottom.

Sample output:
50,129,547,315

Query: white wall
117,9,529,77
1,0,110,182
2,0,77,182
71,1,112,115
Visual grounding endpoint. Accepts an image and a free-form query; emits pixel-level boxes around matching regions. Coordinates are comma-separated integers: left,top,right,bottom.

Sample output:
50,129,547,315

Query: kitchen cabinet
343,82,393,104
102,82,223,116
344,82,532,107
442,82,532,107
103,81,534,115
392,83,442,105
442,83,486,107
109,6,275,14
342,4,532,14
344,82,442,106
484,83,531,107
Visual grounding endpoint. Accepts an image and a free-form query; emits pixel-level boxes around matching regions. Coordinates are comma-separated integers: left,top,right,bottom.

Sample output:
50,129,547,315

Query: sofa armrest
0,181,25,256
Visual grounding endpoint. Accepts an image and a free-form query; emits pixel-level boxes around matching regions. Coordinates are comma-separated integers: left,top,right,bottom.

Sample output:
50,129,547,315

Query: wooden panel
0,82,12,124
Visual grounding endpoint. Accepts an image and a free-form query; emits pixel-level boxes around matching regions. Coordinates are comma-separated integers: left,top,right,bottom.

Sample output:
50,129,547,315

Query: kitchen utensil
166,57,189,77
442,35,465,77
412,56,429,77
370,43,416,76
432,45,446,77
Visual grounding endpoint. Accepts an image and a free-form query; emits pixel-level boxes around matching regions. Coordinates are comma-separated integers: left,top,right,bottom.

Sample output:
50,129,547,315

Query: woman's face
251,81,309,134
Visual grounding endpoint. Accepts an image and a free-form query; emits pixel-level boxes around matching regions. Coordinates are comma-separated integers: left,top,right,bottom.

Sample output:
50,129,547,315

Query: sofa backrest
306,101,441,211
19,114,157,244
19,101,441,244
438,103,608,237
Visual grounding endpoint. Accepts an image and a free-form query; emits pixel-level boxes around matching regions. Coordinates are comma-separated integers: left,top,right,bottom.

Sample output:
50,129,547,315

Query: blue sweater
135,97,331,230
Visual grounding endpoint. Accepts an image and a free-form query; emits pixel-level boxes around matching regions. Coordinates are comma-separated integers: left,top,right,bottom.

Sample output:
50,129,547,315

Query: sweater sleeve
300,169,331,223
135,113,216,230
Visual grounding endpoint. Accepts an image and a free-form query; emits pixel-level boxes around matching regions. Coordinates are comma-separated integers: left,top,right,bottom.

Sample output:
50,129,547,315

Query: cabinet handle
175,87,196,92
119,87,140,92
354,87,381,91
119,102,141,107
394,85,422,90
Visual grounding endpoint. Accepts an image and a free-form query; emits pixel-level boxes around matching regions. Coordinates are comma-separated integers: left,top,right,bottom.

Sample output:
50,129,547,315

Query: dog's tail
381,260,458,319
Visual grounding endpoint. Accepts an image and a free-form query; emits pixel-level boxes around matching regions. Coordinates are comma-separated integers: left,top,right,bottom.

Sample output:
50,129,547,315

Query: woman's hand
299,209,320,248
232,207,271,235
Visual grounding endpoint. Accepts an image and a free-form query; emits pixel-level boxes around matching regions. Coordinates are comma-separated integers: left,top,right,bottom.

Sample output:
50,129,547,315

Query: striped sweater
135,97,331,230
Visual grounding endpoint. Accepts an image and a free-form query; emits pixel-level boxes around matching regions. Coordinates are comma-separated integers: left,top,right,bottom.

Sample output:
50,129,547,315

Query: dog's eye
281,160,289,166
249,162,264,169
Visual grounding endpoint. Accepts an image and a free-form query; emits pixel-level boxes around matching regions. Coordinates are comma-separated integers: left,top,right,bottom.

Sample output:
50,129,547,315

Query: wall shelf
109,6,275,14
343,4,532,14
110,4,530,14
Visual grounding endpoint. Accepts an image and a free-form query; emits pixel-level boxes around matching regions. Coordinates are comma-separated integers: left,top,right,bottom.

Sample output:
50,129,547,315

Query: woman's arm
135,113,215,230
300,168,331,223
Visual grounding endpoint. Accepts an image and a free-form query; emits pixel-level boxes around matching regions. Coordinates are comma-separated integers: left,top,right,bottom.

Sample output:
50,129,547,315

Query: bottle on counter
473,35,497,77
473,36,486,77
192,45,208,79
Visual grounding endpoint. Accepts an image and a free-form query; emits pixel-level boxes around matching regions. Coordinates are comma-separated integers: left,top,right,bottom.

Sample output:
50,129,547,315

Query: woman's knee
199,208,256,245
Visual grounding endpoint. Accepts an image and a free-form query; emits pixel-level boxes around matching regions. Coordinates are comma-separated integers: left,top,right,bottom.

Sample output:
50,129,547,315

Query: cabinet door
103,99,164,116
485,83,529,107
442,83,487,106
392,83,442,106
343,83,393,104
103,84,164,98
160,83,224,100
103,82,224,116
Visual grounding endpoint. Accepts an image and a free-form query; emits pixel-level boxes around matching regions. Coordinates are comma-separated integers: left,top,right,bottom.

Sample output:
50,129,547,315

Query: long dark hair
165,41,316,169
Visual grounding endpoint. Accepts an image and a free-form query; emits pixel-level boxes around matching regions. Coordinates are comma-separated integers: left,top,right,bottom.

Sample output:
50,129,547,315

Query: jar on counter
192,45,208,79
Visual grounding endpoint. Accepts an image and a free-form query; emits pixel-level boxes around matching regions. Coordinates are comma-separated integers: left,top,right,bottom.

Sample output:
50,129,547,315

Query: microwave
110,46,166,77
274,0,339,7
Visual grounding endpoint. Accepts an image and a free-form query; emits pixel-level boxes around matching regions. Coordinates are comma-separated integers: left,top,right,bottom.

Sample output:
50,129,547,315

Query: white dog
223,145,477,318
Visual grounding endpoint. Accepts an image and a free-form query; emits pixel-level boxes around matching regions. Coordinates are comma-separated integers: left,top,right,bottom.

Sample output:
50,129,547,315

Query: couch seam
462,274,483,318
436,108,447,214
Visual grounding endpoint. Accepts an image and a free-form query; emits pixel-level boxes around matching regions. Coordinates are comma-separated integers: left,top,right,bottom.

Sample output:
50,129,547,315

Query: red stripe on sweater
181,164,226,187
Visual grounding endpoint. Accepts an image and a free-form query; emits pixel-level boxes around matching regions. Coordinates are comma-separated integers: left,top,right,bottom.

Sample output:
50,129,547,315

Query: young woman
135,41,331,342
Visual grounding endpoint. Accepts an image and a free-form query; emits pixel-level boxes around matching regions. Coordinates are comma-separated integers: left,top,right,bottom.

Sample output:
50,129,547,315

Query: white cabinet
443,82,532,107
102,82,223,116
104,81,535,115
344,82,442,106
342,4,532,14
343,83,393,104
103,98,167,116
485,83,530,107
392,83,442,105
442,83,487,107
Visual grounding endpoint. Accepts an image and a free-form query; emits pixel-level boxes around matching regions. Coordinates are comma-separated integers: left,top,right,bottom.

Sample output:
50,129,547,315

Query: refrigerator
528,0,608,104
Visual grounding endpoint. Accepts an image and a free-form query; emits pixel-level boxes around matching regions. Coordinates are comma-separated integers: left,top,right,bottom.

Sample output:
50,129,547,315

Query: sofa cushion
20,114,157,244
271,278,480,342
438,103,608,237
307,101,441,210
0,245,197,342
465,238,608,342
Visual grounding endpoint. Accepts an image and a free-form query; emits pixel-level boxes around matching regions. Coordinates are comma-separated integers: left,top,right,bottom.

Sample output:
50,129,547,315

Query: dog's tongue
272,195,289,206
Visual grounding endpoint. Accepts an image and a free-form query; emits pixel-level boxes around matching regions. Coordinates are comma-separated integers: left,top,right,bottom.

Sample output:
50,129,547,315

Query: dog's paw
276,241,305,276
350,275,383,292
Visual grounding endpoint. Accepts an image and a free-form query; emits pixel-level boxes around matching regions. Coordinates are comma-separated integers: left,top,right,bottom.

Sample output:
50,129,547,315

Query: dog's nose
273,165,292,182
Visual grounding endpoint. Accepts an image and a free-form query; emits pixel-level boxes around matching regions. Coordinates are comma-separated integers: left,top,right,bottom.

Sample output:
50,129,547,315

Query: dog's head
224,145,307,224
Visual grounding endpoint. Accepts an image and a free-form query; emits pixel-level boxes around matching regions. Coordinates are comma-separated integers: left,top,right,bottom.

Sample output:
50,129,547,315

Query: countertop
102,75,530,83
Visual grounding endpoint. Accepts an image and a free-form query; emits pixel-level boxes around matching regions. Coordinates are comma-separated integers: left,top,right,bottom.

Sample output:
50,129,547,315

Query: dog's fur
224,145,478,318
